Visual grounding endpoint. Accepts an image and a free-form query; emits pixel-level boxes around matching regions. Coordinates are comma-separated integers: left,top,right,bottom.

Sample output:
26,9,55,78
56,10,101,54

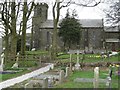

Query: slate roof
104,26,120,32
40,19,103,29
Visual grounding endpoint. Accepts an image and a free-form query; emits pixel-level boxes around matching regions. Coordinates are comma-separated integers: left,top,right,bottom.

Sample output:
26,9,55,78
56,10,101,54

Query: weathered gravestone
65,67,70,77
59,70,64,83
43,78,48,88
93,67,99,88
75,50,80,70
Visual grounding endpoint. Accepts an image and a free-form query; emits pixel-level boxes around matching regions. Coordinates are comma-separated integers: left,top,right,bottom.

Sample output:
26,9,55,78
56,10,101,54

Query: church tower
34,3,48,22
32,3,49,49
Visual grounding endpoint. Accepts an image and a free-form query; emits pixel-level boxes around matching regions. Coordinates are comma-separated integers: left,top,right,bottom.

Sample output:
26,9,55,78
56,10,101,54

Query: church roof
40,19,103,29
104,26,120,32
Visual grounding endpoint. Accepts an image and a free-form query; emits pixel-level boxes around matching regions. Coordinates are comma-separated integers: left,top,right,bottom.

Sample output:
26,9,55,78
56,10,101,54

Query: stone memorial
59,70,64,83
106,76,111,88
0,53,4,72
24,82,34,88
75,50,80,70
93,67,99,88
65,67,69,77
43,78,48,88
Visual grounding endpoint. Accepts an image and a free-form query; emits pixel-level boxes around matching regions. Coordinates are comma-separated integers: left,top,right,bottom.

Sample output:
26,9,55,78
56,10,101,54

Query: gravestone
59,70,64,83
106,76,111,88
24,82,34,88
93,67,99,88
75,50,80,70
0,53,4,71
65,67,69,77
43,78,48,88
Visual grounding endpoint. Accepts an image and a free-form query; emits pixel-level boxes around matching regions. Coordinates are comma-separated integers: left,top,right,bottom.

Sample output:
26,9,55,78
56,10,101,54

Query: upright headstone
59,70,64,83
0,53,4,72
65,67,69,77
43,78,48,88
75,50,80,70
93,67,99,88
106,76,111,88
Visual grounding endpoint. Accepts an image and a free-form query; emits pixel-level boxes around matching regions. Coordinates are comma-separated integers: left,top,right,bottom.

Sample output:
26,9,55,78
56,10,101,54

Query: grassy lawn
55,70,118,88
25,50,48,55
0,69,30,81
57,54,119,63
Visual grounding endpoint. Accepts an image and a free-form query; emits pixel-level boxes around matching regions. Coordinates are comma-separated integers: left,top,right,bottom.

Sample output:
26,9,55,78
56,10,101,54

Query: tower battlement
36,3,48,8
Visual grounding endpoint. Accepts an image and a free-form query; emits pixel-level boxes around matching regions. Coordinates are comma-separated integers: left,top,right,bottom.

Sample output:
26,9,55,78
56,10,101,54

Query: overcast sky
34,0,115,19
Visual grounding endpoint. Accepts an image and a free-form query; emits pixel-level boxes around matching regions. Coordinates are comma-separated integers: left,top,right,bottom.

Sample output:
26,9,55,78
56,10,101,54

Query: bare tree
103,0,120,25
51,0,101,60
21,1,35,55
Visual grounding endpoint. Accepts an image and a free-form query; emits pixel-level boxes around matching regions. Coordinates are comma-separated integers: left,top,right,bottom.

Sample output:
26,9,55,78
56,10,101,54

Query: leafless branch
71,0,101,7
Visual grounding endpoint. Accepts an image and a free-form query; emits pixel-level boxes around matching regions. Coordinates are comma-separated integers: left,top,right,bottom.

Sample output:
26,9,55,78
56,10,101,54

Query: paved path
0,63,54,89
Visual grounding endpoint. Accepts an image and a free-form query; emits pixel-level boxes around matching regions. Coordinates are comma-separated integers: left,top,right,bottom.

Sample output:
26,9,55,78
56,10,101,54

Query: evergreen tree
59,9,82,50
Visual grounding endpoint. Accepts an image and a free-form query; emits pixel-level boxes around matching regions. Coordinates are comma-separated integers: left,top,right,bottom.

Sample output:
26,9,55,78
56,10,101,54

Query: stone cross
75,50,80,70
59,70,64,83
93,67,99,88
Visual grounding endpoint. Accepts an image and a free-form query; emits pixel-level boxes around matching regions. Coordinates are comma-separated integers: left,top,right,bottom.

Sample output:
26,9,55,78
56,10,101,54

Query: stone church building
32,3,105,51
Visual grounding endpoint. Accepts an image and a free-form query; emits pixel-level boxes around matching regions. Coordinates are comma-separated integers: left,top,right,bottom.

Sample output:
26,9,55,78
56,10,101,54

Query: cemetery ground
0,50,120,88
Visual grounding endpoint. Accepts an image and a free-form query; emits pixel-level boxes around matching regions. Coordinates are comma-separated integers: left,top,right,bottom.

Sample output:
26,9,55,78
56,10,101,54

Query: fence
6,54,51,63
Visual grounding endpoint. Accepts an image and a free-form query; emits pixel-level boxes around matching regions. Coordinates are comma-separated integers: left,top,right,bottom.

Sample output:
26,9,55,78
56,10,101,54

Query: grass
57,54,119,63
5,60,39,69
55,69,119,88
0,69,30,81
1,50,119,84
25,50,48,55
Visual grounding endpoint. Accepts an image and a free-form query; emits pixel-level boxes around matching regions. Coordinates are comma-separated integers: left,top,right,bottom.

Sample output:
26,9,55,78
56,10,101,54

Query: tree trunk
4,31,9,65
10,1,17,59
30,27,33,50
21,2,27,55
51,19,58,60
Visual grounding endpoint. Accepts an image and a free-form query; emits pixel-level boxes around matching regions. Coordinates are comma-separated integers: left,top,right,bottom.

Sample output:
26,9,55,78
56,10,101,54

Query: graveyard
0,49,119,89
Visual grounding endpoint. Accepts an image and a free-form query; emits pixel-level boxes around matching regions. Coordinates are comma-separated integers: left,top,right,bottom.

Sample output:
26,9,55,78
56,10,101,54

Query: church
32,3,119,51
